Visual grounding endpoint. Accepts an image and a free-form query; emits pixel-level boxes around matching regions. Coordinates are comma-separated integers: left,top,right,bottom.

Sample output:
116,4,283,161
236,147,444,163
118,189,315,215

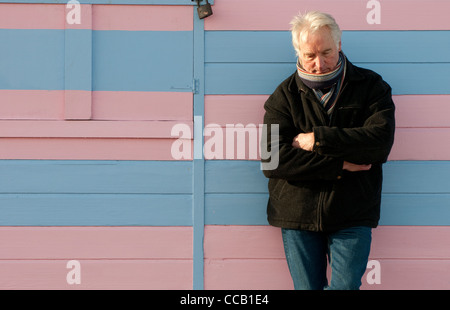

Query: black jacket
261,59,395,232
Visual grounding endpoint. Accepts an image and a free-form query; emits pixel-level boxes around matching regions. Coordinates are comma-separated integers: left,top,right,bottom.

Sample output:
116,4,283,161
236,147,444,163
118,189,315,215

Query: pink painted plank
92,91,193,121
205,95,450,129
360,259,450,290
0,4,192,31
389,128,450,161
394,95,450,128
0,90,193,121
205,258,450,290
65,90,92,120
0,4,64,29
204,258,292,290
370,226,450,259
0,90,63,120
0,227,192,259
0,260,192,290
205,95,267,127
92,5,193,31
203,127,450,161
205,0,450,30
205,226,450,289
0,120,192,138
204,225,284,259
0,138,192,160
204,225,450,259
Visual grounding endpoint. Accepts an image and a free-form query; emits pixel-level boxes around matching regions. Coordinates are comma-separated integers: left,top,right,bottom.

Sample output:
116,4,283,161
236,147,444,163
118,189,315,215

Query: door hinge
192,78,200,94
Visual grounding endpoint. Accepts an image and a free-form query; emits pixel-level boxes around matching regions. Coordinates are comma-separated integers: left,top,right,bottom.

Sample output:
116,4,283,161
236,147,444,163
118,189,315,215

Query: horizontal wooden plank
205,31,450,63
0,3,63,29
205,0,450,31
204,258,291,290
0,160,192,194
205,193,450,226
0,138,192,160
394,95,450,128
204,258,450,290
93,5,193,31
0,0,211,4
0,120,192,138
93,91,193,121
0,194,192,226
389,128,450,160
0,29,193,92
0,90,63,120
0,4,194,30
0,259,192,290
205,193,268,225
205,161,450,194
205,63,450,95
0,226,192,259
205,94,450,129
205,161,266,194
204,225,450,289
204,225,450,259
0,90,193,121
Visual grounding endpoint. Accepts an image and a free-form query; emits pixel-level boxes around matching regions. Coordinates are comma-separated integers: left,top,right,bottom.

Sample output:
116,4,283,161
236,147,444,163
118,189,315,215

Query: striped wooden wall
0,0,449,290
202,0,450,290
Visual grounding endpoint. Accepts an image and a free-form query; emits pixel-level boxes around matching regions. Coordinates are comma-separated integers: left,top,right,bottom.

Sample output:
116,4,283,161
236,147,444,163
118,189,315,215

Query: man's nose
315,57,325,71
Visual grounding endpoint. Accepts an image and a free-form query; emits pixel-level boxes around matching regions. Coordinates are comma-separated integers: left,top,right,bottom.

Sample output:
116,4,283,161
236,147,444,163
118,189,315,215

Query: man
261,11,395,290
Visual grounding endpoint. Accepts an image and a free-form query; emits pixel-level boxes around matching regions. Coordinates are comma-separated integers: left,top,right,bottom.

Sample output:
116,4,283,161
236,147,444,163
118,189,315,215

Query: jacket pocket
336,106,364,128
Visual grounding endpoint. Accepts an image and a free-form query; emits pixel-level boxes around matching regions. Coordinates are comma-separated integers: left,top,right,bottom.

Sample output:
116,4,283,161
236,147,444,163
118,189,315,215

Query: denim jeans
281,226,372,290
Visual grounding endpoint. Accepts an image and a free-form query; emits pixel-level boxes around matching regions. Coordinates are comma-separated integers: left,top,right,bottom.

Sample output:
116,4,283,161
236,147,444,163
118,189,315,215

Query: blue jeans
282,226,372,290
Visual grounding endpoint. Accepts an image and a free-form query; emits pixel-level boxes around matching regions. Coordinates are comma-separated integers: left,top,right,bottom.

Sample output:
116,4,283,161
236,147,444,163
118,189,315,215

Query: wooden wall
0,0,449,290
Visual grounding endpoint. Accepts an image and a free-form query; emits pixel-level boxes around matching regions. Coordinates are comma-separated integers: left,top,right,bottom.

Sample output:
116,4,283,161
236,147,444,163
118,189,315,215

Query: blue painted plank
205,193,268,225
205,160,267,194
0,29,64,90
205,160,450,195
205,63,450,95
380,194,450,226
205,31,295,63
93,31,193,92
0,30,193,92
204,193,450,226
0,194,192,226
65,29,92,91
0,160,192,194
205,31,450,63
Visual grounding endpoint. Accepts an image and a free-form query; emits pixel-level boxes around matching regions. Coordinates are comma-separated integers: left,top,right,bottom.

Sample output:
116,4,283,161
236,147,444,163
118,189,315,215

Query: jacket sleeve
261,87,344,182
312,78,395,164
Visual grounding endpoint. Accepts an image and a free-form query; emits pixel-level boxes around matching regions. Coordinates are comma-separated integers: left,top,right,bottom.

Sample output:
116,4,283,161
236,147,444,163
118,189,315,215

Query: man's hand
292,132,315,151
343,161,372,172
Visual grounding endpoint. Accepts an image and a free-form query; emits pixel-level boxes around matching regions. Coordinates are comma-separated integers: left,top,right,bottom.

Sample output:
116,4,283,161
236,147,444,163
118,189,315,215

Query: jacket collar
289,56,365,94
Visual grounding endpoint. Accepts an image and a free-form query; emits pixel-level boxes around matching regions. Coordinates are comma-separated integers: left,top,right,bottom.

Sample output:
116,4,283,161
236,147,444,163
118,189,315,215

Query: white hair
290,11,342,57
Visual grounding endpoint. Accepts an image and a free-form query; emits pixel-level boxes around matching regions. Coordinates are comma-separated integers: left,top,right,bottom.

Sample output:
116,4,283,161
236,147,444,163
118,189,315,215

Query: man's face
298,26,341,74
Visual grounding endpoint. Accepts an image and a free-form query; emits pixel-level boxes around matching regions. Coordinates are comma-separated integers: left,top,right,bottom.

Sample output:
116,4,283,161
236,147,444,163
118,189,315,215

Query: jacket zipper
317,188,325,231
329,82,349,126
